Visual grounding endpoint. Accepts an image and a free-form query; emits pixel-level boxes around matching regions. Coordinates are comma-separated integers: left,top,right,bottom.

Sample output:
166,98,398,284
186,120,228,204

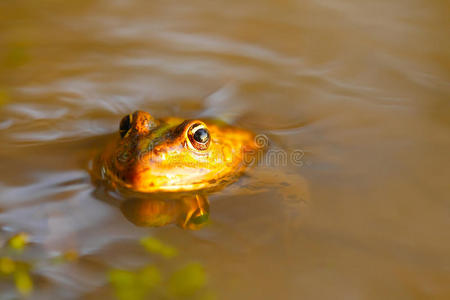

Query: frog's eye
119,114,132,138
187,123,210,151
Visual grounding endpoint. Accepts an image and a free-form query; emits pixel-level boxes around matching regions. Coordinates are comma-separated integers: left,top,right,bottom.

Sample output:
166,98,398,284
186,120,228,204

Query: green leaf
137,265,161,289
0,257,16,275
109,269,142,300
109,269,135,286
14,269,33,296
8,232,29,251
108,266,161,300
140,237,177,258
168,263,207,297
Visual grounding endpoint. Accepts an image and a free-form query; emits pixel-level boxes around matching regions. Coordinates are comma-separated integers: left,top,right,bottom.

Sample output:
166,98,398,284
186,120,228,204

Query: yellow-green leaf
109,269,141,300
108,266,161,300
14,269,33,296
139,237,177,258
8,232,29,251
137,265,161,289
168,263,207,297
109,269,136,288
0,257,16,275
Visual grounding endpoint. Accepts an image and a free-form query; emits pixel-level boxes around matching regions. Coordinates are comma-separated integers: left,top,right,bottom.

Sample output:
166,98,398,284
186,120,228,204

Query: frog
92,110,263,229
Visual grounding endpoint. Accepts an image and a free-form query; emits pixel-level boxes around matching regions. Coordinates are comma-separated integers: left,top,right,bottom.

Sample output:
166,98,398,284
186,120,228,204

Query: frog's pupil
193,128,209,144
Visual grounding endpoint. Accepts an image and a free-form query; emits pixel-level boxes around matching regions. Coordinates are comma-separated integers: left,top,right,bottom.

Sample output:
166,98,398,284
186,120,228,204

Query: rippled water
1,0,449,299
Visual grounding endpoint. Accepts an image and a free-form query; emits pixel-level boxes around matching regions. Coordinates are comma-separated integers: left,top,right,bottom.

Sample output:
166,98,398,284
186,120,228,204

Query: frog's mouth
103,153,244,194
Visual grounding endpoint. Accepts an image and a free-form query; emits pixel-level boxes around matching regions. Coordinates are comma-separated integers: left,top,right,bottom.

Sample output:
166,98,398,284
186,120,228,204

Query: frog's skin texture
97,111,259,194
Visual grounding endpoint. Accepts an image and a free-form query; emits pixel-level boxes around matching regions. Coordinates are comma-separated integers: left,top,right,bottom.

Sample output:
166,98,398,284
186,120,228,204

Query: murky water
1,0,449,299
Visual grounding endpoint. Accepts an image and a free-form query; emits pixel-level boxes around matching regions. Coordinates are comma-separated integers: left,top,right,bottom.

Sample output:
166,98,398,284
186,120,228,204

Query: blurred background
0,0,449,299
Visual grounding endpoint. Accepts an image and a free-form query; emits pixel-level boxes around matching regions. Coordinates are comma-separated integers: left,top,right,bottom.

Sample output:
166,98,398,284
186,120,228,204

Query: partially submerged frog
92,111,262,229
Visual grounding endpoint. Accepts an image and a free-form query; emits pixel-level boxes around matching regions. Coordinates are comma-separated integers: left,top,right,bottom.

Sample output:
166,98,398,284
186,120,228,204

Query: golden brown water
1,0,450,299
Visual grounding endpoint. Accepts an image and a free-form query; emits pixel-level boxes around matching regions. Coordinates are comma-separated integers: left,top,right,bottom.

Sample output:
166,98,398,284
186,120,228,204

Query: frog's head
100,111,260,193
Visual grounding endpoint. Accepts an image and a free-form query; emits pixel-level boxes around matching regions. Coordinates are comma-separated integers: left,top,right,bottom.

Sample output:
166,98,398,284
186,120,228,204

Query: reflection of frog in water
92,111,261,229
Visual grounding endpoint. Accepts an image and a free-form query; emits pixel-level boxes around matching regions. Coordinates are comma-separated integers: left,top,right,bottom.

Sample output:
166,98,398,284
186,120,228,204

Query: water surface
0,0,449,299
